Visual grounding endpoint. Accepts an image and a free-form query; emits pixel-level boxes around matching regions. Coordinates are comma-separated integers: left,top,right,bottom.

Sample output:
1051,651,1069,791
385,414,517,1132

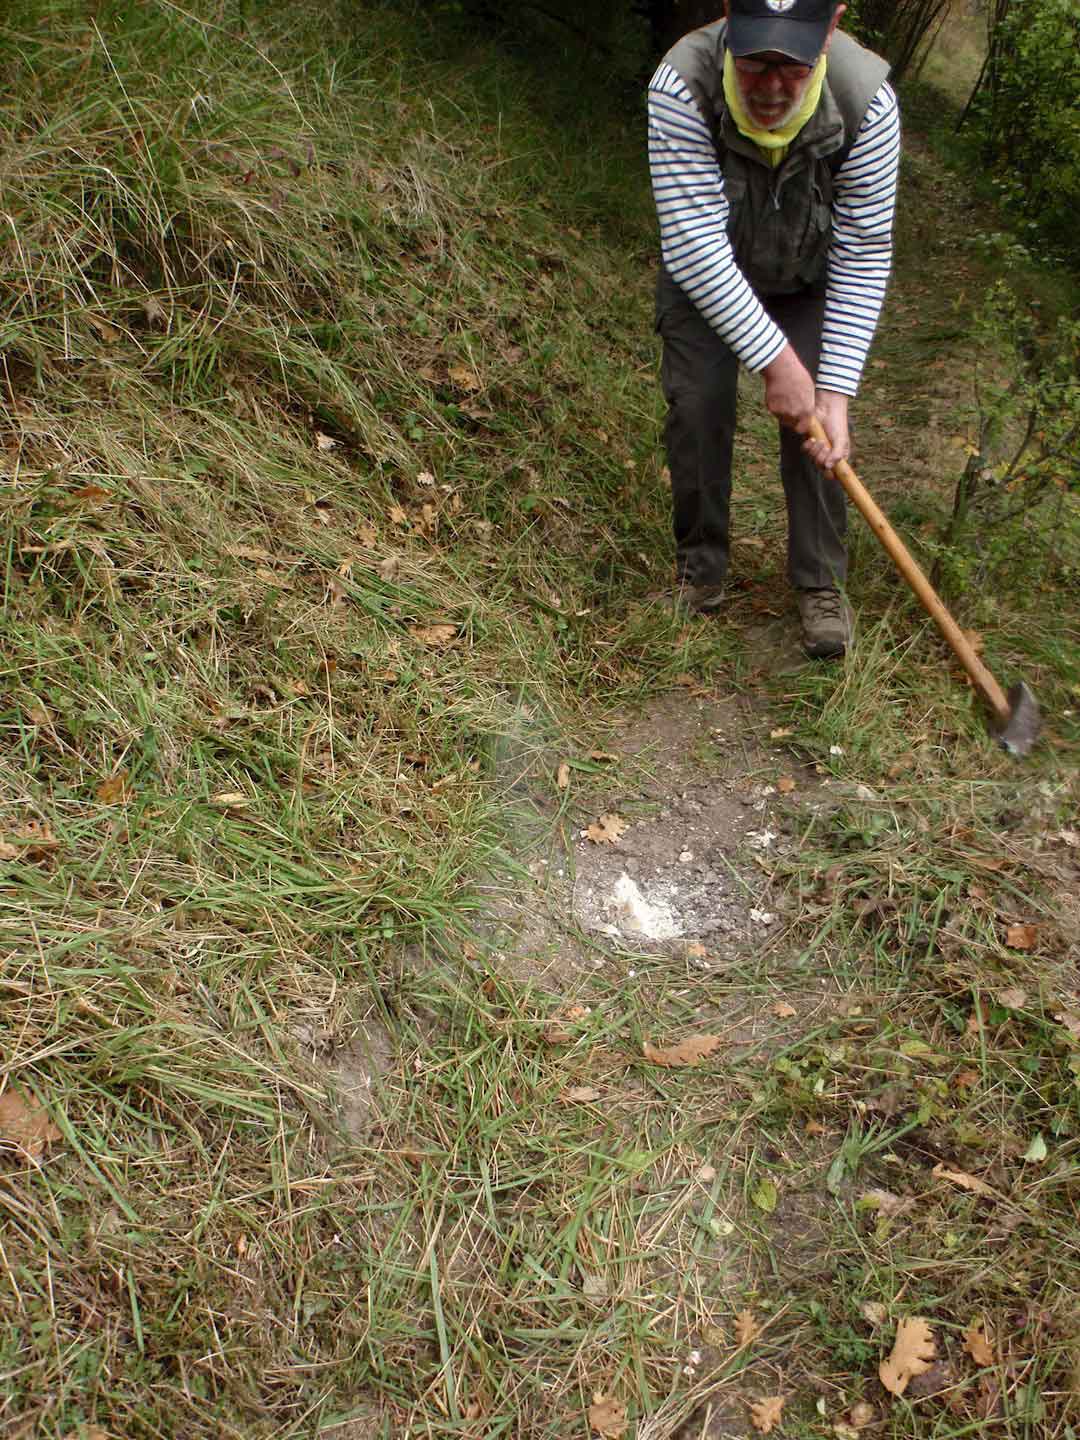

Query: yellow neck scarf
722,51,827,168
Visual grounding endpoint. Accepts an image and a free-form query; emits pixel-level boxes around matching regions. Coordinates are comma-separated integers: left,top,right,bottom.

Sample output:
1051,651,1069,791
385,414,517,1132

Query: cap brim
726,16,828,64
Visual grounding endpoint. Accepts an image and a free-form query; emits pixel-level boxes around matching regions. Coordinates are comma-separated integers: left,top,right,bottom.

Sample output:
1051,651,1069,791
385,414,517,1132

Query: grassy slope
1,1,1078,1437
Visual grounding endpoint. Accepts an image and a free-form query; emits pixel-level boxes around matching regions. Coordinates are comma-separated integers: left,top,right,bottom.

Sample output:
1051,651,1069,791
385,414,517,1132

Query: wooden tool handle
807,419,1012,725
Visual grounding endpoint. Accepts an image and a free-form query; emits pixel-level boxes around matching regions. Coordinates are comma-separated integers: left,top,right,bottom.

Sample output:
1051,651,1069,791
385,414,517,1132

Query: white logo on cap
766,0,798,10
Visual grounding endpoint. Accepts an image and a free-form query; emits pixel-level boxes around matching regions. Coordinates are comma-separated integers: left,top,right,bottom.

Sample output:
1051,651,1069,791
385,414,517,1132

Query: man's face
728,3,846,131
733,53,818,129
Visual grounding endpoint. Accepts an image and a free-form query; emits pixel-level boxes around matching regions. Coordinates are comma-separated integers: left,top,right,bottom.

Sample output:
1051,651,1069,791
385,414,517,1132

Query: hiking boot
650,582,725,616
797,587,854,659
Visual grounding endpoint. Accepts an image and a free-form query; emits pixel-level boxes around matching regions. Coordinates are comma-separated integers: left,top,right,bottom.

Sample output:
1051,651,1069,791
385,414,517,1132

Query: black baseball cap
726,0,838,65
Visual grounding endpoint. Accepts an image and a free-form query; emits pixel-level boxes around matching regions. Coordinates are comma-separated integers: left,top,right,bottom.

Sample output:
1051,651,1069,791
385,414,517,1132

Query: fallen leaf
1054,1011,1080,1039
772,1001,797,1019
1005,923,1039,950
545,1004,589,1045
3,821,60,861
849,1401,876,1428
564,1086,603,1103
448,364,481,392
315,431,338,451
95,771,130,804
585,813,629,845
879,1317,936,1396
748,1395,785,1434
751,1176,778,1212
557,762,571,790
0,1087,62,1158
735,1309,760,1346
388,504,409,526
954,1068,980,1089
697,1163,717,1182
770,727,794,740
86,312,121,344
211,792,250,809
409,624,458,650
776,776,796,794
1023,1132,1048,1164
416,470,435,487
70,484,112,505
227,543,275,562
327,574,347,607
805,1119,828,1136
588,1394,626,1438
963,1320,994,1366
860,1188,911,1219
582,1272,608,1298
962,628,985,654
588,751,618,763
932,1162,995,1198
643,1034,722,1068
861,1301,888,1327
686,942,709,960
378,555,400,582
997,986,1027,1009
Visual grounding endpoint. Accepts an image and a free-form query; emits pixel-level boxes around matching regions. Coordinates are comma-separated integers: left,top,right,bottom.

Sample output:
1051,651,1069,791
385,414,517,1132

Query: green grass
1,0,1079,1437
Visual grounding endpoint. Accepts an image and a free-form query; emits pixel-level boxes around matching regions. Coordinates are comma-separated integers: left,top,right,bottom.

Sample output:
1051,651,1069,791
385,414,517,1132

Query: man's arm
806,82,901,468
648,63,789,373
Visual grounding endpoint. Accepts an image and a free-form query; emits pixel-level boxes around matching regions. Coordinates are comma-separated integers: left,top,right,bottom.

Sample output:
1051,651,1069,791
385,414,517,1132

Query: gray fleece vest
663,22,889,295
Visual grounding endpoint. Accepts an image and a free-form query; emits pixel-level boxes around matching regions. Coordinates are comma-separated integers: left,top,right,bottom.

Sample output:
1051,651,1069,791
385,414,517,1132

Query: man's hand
762,345,816,433
804,390,851,471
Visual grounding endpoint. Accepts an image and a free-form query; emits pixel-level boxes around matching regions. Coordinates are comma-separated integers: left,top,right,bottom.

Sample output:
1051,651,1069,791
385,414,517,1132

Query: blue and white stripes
648,64,900,396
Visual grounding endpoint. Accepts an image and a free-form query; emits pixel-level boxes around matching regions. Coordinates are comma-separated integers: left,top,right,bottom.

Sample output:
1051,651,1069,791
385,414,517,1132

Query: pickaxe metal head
997,682,1041,758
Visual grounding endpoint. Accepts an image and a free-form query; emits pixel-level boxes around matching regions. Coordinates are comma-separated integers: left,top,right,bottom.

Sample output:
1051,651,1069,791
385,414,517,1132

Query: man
648,0,900,657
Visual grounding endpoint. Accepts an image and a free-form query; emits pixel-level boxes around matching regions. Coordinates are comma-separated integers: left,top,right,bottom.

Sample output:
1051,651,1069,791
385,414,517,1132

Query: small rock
679,850,693,863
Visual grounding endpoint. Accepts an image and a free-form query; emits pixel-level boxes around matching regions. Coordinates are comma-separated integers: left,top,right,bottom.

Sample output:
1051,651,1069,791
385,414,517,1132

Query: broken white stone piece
750,908,777,925
606,872,684,940
679,850,693,863
748,829,778,850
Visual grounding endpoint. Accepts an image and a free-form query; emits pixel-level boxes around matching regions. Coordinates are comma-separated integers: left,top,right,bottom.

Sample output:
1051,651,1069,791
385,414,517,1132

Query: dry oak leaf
772,1000,797,1019
0,1087,62,1158
585,813,629,845
735,1309,760,1346
409,623,458,650
643,1034,722,1068
931,1162,995,1199
997,986,1027,1010
588,1394,626,1438
564,1086,603,1103
749,1395,785,1434
1005,923,1039,951
96,771,130,804
879,1317,936,1396
4,821,59,861
963,1320,994,1366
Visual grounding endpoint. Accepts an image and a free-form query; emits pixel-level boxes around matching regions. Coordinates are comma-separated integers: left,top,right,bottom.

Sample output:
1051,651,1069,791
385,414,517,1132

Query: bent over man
648,0,900,657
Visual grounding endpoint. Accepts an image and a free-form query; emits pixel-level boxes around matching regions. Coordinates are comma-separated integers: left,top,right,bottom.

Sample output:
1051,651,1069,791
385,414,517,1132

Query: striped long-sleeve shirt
648,63,900,396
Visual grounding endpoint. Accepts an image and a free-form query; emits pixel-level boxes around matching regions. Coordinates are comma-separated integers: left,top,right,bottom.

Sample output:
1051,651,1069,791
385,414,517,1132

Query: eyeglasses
734,55,815,80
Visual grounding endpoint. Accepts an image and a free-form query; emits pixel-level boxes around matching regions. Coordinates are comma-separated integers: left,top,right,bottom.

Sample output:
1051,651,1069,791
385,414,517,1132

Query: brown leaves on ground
585,813,628,845
931,1162,996,1198
642,1033,722,1068
963,1319,994,1366
748,1395,785,1433
409,623,459,650
544,1005,590,1045
771,1000,797,1019
735,1309,760,1346
563,1086,603,1103
0,1087,63,1158
997,985,1027,1009
1005,922,1040,950
95,770,131,804
588,1394,626,1437
0,821,59,863
879,1317,936,1396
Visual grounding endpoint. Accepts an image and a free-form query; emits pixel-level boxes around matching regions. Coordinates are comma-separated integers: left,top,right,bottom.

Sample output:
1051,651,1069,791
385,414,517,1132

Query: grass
1,0,1079,1437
